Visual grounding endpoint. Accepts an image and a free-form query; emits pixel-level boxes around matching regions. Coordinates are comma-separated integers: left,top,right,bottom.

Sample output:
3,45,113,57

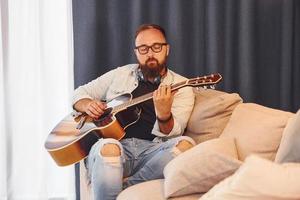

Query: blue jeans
86,136,195,200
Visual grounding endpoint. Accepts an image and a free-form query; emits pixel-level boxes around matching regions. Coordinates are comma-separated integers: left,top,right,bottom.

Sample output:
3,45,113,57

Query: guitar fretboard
111,80,187,113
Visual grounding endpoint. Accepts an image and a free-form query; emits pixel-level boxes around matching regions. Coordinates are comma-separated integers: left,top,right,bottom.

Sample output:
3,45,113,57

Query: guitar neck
112,80,188,113
111,73,222,113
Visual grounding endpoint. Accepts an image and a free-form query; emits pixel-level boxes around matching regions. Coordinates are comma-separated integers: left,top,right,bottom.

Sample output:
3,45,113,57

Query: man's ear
134,49,138,57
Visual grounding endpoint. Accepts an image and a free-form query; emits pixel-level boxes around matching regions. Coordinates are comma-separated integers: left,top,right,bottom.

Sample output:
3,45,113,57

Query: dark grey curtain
73,0,300,112
72,0,300,198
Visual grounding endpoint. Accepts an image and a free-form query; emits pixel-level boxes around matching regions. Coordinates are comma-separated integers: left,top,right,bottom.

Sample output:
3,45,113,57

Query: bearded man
72,24,195,200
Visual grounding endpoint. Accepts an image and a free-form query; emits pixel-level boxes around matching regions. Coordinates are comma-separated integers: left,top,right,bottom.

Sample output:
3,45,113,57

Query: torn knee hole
175,140,194,152
100,143,121,157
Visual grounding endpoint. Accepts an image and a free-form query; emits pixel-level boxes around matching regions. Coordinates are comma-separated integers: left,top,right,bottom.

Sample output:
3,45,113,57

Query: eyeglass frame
135,42,168,55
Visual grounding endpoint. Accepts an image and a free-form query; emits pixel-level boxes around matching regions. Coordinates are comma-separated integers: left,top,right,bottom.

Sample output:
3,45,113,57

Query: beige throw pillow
275,109,300,163
220,103,293,161
185,88,242,144
200,155,300,200
163,137,242,198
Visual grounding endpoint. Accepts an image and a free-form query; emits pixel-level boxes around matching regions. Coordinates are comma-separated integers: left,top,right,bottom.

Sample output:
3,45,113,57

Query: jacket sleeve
72,68,117,106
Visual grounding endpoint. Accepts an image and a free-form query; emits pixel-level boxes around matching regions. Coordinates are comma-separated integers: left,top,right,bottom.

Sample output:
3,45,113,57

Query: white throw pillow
163,137,242,198
200,155,300,200
220,103,293,161
185,88,242,144
275,109,300,163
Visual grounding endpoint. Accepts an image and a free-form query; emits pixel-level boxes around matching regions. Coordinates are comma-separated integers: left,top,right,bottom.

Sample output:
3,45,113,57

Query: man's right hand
74,99,107,119
85,99,107,119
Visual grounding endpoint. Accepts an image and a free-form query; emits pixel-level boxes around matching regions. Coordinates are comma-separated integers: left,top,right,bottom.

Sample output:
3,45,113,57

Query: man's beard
139,57,167,79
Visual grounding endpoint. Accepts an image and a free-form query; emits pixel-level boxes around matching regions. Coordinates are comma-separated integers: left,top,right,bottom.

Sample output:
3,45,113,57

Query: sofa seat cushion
163,137,242,198
220,103,293,161
200,155,300,200
185,88,243,144
117,179,203,200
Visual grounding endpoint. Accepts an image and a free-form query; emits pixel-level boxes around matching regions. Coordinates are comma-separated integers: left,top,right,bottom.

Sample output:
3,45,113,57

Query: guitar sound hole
93,115,113,127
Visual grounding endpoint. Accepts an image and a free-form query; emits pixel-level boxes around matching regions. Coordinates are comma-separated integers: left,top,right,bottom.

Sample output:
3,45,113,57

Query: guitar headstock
187,73,222,88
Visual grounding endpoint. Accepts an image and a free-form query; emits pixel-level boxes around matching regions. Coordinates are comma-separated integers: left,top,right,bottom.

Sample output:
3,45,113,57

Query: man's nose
146,48,154,57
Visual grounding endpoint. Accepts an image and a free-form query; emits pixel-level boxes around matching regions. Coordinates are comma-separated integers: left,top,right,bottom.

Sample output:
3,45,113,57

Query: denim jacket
72,64,195,140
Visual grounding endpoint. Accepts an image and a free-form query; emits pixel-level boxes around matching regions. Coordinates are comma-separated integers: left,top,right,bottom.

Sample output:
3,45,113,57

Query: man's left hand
153,84,175,120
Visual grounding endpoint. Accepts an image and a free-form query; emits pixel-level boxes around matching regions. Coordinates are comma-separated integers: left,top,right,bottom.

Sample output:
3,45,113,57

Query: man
73,24,195,200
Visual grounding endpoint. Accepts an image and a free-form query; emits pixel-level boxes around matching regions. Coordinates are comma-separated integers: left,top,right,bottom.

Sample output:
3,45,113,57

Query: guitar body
45,93,141,166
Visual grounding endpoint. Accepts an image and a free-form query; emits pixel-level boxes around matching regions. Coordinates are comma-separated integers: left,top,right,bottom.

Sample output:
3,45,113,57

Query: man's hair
135,24,167,40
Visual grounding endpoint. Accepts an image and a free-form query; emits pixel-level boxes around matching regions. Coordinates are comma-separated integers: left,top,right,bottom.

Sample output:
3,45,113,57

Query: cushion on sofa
185,88,242,144
220,103,293,161
200,155,300,200
117,179,203,200
275,109,300,163
163,137,242,198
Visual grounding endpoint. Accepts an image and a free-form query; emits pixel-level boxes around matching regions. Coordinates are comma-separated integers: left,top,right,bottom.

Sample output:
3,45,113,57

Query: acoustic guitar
45,73,222,166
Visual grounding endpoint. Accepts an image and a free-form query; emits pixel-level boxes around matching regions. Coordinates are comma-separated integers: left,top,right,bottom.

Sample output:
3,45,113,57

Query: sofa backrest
184,88,295,162
220,103,294,161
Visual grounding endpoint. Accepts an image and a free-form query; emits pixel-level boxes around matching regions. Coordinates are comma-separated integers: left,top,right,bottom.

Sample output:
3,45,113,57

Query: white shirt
72,64,195,140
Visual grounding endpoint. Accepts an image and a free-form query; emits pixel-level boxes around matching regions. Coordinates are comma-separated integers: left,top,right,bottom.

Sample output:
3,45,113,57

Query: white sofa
80,88,300,200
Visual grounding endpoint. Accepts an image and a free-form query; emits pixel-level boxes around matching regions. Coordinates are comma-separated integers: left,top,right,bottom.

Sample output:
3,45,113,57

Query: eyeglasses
135,43,167,55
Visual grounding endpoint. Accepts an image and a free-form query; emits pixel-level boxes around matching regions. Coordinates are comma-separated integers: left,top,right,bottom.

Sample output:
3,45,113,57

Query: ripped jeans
85,136,195,200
